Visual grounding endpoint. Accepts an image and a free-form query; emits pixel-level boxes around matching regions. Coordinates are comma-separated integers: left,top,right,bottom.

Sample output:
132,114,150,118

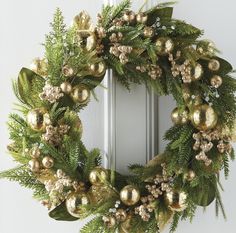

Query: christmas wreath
1,1,236,232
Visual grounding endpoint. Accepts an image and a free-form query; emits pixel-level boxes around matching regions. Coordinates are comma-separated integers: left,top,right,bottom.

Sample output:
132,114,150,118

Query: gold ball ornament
103,216,116,228
120,185,140,206
89,167,109,185
165,190,188,212
208,59,220,71
60,82,73,94
155,37,174,55
42,156,54,169
123,11,136,23
66,192,90,218
136,12,148,24
62,65,74,77
191,63,203,81
210,75,223,88
28,159,40,173
27,108,50,132
184,170,196,181
171,108,189,125
89,61,106,77
143,27,154,38
190,104,218,131
115,209,127,222
30,58,48,77
71,85,90,104
77,30,96,51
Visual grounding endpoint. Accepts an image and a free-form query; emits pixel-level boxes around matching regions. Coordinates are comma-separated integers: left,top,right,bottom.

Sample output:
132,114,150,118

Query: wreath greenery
1,1,236,232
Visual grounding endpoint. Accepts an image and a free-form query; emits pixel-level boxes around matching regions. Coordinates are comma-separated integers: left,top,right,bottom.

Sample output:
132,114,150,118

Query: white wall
0,1,236,233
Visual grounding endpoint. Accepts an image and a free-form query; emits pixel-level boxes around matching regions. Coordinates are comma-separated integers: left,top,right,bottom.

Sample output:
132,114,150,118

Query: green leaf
49,202,78,221
17,67,45,107
216,57,233,75
192,181,216,207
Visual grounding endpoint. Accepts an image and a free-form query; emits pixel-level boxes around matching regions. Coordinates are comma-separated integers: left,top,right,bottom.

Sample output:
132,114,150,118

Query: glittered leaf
17,67,45,107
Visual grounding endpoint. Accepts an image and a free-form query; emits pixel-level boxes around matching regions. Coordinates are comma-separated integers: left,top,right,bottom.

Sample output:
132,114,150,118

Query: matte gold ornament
103,216,116,228
62,65,74,77
89,167,109,185
27,108,50,132
171,107,189,125
28,159,40,173
191,63,203,81
165,190,187,212
77,30,96,51
60,82,73,94
115,209,127,222
183,170,196,181
42,156,54,169
143,26,154,38
66,192,90,218
190,104,218,131
123,11,136,23
71,85,90,104
155,37,174,55
208,59,220,71
30,58,48,77
120,185,140,206
89,61,106,77
210,75,222,88
136,12,148,24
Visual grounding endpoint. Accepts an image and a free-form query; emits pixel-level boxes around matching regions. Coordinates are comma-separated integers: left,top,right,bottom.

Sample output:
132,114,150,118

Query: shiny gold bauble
28,159,40,173
89,167,109,185
62,65,74,77
60,82,73,94
71,85,90,104
171,107,189,125
89,61,106,77
191,63,203,81
210,75,223,88
208,59,220,71
123,11,136,22
66,192,90,218
42,156,54,169
77,30,96,51
165,190,187,212
136,12,148,24
27,108,50,132
103,216,116,228
183,170,196,181
120,185,140,206
30,58,48,77
115,209,127,222
190,104,218,131
155,37,174,55
143,26,154,38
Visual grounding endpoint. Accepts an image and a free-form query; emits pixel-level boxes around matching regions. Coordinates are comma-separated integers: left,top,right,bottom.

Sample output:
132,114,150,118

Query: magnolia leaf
192,181,216,207
216,57,233,75
49,202,78,221
17,67,45,107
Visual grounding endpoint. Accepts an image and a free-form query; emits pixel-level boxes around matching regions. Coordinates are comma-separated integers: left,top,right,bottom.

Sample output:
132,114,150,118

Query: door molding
102,0,158,171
